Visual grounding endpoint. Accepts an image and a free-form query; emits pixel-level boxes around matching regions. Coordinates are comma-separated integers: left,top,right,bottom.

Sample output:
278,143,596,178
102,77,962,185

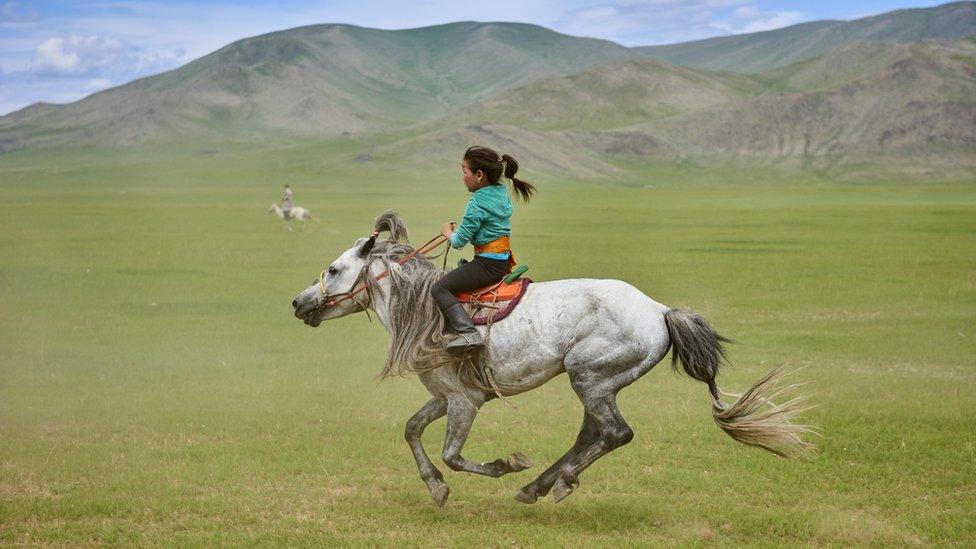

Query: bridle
317,232,449,313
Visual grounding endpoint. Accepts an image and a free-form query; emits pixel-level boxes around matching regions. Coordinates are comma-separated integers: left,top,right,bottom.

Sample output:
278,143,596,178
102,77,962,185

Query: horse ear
358,234,377,258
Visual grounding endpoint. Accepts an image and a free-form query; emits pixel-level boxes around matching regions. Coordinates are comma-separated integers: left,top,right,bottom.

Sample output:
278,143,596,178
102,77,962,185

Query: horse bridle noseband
320,261,374,312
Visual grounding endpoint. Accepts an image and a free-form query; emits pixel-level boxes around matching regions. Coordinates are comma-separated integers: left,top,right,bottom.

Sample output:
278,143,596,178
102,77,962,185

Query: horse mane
366,211,455,378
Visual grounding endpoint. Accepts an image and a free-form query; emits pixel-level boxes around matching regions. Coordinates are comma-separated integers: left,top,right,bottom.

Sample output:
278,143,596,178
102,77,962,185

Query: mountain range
1,1,974,179
636,1,976,72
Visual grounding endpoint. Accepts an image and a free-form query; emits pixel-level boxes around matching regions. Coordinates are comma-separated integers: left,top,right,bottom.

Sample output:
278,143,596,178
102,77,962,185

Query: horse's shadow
396,489,667,534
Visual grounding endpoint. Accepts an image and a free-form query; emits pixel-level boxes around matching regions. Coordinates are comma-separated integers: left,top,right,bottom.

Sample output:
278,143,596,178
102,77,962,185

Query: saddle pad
456,278,532,326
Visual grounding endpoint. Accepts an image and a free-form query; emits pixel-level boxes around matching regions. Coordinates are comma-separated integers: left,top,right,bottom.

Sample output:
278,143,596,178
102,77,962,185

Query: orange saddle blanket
454,278,532,325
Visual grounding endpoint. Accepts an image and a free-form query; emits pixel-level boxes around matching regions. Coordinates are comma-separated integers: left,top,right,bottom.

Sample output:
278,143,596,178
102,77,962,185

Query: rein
319,226,511,404
318,233,449,310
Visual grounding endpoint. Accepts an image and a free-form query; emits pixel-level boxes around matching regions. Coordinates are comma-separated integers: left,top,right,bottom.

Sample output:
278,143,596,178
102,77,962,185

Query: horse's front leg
441,393,533,478
405,398,449,506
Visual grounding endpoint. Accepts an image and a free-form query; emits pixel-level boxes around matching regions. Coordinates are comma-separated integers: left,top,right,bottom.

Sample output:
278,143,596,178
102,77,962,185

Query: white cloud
28,34,182,78
33,36,87,73
557,1,762,46
712,6,804,34
573,6,620,20
737,12,804,33
0,28,186,114
85,77,113,90
732,6,758,18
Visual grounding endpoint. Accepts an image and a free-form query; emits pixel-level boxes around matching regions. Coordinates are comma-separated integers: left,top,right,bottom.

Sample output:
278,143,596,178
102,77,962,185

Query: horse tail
664,309,817,459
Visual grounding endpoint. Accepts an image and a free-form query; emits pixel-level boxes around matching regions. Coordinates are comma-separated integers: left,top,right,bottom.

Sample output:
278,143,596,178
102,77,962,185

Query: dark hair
463,146,535,202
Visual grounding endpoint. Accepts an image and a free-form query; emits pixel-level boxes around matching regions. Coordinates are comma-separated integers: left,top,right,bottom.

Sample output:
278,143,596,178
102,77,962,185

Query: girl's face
461,160,484,192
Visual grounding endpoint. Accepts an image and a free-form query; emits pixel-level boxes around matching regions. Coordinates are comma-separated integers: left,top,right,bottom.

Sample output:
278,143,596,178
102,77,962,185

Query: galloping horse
268,203,312,231
292,211,814,506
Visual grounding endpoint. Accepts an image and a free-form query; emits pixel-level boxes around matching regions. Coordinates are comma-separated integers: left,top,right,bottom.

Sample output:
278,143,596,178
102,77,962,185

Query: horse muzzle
292,293,324,327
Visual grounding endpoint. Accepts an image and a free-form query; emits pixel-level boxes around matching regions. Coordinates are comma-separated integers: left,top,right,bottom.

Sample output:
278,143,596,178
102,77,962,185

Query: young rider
431,146,536,356
281,184,293,218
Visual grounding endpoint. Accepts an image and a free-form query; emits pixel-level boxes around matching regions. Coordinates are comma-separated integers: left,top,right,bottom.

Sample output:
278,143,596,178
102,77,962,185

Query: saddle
455,271,532,326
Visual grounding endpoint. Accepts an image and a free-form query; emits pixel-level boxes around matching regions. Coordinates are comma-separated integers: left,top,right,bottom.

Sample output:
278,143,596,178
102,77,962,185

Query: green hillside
635,1,976,73
1,5,974,180
458,59,759,131
362,37,973,179
0,22,637,150
646,38,976,169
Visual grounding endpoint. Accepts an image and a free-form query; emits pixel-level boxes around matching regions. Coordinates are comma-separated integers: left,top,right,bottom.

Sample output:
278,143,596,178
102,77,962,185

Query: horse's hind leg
515,411,599,504
441,393,533,478
550,394,633,503
529,332,663,503
405,398,450,506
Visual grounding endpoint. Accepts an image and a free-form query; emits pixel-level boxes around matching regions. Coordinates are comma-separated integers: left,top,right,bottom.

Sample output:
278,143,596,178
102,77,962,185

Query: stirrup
445,331,483,356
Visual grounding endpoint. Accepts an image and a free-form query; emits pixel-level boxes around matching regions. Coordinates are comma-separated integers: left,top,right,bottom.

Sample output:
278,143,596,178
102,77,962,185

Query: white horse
291,211,814,506
268,203,312,231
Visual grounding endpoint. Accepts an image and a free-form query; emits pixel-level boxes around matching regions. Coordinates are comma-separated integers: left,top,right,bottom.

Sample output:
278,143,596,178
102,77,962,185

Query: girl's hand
441,221,456,239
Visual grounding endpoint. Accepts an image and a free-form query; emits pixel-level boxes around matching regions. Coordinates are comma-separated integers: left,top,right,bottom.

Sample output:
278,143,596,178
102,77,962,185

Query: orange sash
474,236,516,270
473,235,510,254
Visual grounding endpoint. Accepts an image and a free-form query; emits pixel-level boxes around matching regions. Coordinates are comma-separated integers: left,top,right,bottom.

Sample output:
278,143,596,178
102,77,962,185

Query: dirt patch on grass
0,462,56,499
813,507,925,545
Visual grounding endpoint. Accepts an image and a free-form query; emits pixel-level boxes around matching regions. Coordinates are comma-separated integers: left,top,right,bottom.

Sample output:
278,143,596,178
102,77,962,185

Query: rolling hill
644,38,976,164
0,22,638,150
634,1,976,73
1,3,974,179
384,36,975,177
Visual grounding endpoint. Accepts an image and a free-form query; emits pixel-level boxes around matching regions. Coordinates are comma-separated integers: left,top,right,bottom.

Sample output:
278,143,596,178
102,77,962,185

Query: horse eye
328,266,338,275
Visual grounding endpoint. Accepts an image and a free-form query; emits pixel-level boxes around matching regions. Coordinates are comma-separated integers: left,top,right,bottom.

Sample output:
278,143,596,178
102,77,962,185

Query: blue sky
0,0,953,115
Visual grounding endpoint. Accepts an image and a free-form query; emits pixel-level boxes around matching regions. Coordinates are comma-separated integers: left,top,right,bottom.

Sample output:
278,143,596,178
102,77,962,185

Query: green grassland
0,144,974,545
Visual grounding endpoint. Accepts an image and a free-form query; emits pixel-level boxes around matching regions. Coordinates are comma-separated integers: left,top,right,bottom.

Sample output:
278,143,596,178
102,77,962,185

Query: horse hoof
506,453,533,472
552,477,578,503
514,488,538,504
429,483,450,507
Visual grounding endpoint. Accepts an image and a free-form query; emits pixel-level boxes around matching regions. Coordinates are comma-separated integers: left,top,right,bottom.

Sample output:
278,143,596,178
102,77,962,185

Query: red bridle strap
319,234,448,308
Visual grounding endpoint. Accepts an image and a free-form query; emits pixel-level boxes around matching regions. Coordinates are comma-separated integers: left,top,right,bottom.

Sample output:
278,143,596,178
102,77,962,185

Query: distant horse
268,203,313,231
291,211,815,506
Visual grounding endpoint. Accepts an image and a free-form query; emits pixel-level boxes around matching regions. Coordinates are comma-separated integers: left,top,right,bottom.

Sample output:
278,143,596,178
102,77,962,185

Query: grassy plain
0,143,974,545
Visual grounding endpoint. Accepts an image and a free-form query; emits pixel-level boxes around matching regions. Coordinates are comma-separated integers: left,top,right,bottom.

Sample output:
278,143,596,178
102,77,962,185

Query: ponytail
501,153,535,202
463,145,536,203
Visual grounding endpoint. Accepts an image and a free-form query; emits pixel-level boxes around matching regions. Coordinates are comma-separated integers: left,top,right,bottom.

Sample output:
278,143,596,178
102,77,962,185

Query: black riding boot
441,303,484,357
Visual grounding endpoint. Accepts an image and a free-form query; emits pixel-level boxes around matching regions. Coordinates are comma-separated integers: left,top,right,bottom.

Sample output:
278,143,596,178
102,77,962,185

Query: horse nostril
292,299,298,309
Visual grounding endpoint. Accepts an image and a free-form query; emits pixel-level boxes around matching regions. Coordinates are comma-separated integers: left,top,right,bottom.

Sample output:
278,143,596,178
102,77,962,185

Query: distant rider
281,184,293,219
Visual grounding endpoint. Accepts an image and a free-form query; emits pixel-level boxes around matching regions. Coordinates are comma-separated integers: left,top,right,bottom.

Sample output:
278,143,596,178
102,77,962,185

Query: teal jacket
449,184,512,258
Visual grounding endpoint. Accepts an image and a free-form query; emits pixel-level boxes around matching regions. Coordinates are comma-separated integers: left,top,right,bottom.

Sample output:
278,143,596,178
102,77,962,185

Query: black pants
431,256,510,312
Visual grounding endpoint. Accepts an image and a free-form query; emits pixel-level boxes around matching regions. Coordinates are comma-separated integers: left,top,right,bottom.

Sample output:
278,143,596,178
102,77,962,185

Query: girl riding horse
431,146,535,356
